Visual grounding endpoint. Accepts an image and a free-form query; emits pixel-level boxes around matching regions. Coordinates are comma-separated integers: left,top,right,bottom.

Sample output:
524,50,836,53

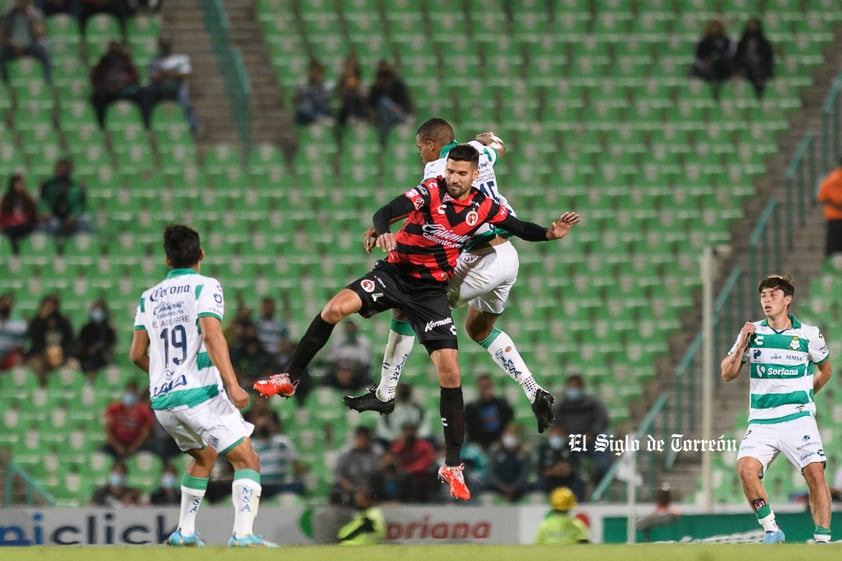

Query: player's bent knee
322,290,362,323
736,459,762,481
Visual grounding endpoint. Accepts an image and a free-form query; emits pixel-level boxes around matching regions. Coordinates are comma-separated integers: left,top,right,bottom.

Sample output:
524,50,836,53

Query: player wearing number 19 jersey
130,224,276,548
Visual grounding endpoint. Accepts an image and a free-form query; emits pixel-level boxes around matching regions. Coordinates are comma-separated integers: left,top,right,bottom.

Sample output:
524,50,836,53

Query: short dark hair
354,426,372,438
757,274,795,297
446,143,479,168
163,224,202,268
416,117,454,146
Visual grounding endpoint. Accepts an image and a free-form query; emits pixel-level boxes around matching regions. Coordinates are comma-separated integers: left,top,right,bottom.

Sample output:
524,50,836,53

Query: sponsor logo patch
361,279,375,293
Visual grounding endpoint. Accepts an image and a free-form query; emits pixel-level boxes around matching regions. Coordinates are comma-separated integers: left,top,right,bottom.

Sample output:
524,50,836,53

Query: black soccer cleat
532,389,556,433
343,387,395,415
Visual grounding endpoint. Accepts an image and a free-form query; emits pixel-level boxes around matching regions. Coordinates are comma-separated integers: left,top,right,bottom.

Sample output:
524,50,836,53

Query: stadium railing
200,0,252,154
4,460,55,506
821,67,842,173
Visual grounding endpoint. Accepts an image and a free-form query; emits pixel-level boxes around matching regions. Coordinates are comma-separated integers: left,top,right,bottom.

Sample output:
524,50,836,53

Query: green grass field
12,544,841,561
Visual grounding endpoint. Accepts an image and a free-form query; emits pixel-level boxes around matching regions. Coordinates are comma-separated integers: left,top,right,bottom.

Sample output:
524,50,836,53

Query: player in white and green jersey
722,274,833,544
348,117,556,434
130,224,277,548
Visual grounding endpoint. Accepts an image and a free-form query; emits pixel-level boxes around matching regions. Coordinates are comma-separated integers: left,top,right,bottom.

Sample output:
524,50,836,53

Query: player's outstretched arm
129,329,150,373
496,211,581,242
199,315,249,408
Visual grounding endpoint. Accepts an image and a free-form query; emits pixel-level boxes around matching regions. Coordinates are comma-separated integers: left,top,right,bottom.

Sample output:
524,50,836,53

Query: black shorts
346,261,457,352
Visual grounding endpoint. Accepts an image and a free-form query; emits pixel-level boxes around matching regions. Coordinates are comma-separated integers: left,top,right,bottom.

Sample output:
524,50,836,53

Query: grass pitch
12,544,842,561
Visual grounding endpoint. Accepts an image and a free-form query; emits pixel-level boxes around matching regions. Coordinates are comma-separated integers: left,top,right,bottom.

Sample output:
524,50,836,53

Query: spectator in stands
24,294,76,385
484,424,531,503
817,156,842,256
535,424,585,502
460,441,489,499
102,380,155,461
371,449,408,503
367,59,412,146
90,40,148,129
691,19,734,100
336,53,368,128
375,383,431,447
0,293,27,371
0,0,52,84
38,157,92,245
390,421,437,502
223,302,252,346
735,17,774,99
36,0,81,20
230,323,276,388
323,320,373,392
552,374,612,486
89,460,142,507
149,463,180,506
1,173,38,255
331,426,381,506
147,34,197,135
76,298,116,376
248,407,306,499
79,0,129,41
293,59,333,126
465,372,514,450
254,296,289,361
242,394,280,433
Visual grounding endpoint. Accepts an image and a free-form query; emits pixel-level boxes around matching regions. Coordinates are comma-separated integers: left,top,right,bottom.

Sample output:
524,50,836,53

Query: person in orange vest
817,157,842,256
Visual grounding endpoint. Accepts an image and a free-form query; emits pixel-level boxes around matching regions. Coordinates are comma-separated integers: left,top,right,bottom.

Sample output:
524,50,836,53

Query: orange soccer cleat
438,463,471,500
253,373,298,398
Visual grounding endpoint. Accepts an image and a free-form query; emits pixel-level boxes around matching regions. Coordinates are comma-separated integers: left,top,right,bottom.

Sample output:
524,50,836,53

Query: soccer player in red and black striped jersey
255,144,581,500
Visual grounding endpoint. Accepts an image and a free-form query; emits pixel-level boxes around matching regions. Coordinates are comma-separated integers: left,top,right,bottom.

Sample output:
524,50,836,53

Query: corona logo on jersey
550,487,578,511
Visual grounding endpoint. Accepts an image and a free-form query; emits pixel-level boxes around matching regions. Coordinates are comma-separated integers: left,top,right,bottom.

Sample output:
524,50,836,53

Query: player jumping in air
722,274,833,544
254,144,581,500
347,117,557,433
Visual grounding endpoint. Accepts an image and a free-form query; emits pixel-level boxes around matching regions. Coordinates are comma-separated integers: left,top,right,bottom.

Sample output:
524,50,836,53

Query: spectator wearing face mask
150,463,181,506
76,299,116,376
102,380,154,461
551,374,612,486
484,424,531,503
535,424,585,502
90,460,142,507
244,399,306,499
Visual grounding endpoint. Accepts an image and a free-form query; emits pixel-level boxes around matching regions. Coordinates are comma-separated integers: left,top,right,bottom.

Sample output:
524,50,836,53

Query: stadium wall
2,503,836,546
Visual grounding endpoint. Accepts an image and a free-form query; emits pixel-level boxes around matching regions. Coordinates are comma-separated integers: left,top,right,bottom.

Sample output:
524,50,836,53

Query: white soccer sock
480,328,540,403
376,320,415,402
757,512,779,532
232,469,262,538
178,475,208,536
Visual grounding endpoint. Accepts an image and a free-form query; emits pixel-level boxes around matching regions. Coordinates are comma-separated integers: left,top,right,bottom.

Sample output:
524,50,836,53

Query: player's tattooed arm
721,322,754,381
